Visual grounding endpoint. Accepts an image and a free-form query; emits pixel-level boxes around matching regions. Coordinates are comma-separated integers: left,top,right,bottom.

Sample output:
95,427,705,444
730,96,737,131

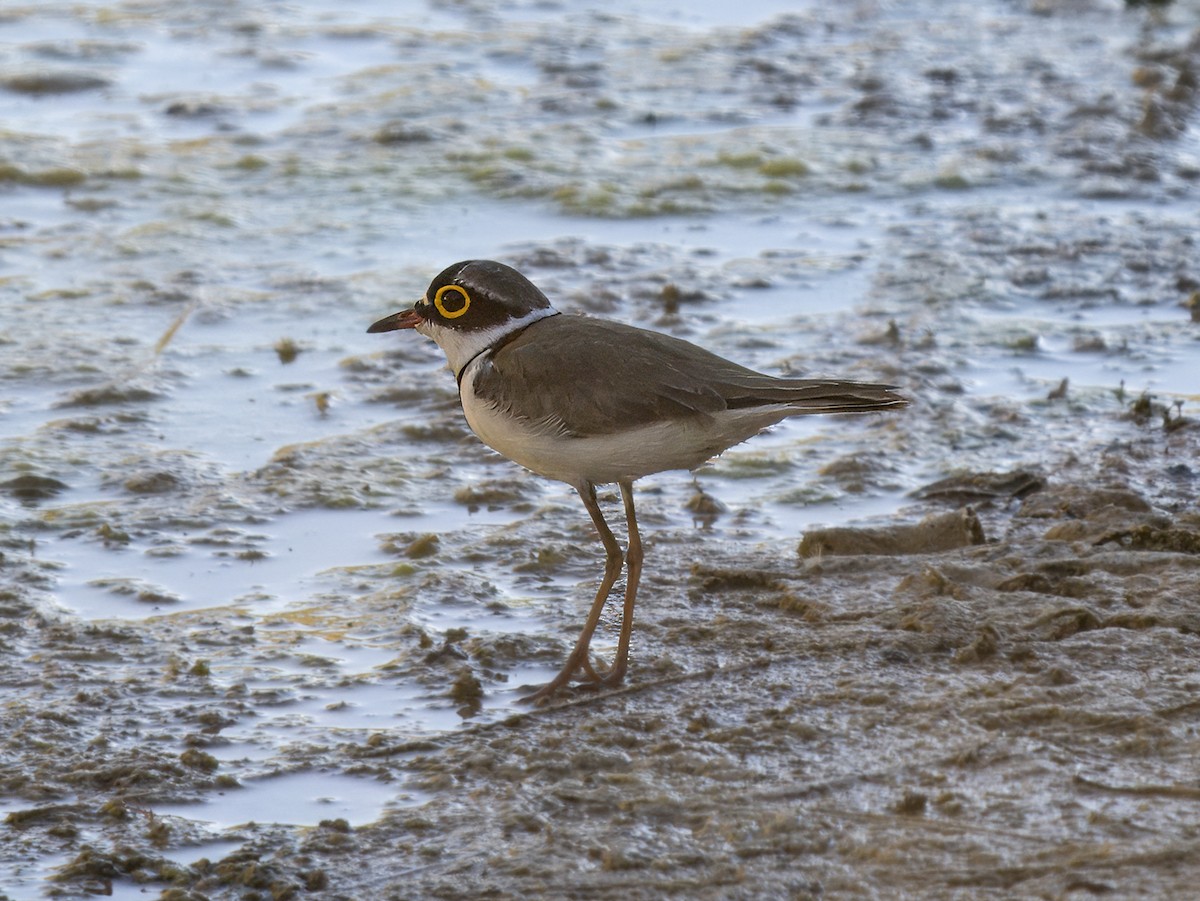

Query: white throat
419,308,557,377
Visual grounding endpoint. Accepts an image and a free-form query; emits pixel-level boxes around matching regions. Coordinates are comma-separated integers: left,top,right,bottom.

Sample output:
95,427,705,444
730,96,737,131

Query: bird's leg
523,481,625,703
595,479,641,687
577,650,604,683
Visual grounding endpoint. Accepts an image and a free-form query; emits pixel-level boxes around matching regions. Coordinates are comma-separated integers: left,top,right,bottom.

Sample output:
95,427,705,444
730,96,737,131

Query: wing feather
469,315,905,438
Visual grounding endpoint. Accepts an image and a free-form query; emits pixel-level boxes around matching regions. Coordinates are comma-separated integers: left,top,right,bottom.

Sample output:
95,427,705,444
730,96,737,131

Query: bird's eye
434,285,471,319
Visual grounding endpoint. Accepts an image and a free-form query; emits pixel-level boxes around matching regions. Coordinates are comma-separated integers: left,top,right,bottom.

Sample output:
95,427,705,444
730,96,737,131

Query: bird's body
370,260,907,702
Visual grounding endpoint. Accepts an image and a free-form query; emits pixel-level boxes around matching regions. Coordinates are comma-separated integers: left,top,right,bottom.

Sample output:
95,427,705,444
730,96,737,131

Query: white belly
459,359,789,486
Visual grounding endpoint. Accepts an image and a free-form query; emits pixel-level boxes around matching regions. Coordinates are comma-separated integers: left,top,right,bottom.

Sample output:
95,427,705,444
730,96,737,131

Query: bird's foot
581,657,626,688
518,655,626,705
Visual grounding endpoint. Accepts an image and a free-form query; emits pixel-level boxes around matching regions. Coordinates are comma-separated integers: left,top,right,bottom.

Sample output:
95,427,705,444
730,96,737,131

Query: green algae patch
2,72,109,95
234,154,270,171
274,337,301,364
705,452,795,480
757,157,810,178
179,749,219,773
0,163,86,187
715,150,764,170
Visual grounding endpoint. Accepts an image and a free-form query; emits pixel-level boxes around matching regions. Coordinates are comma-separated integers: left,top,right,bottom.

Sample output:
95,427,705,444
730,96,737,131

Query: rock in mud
798,507,986,558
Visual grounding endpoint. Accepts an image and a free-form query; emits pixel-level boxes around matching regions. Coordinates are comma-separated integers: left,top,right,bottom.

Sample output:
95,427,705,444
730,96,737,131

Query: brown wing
470,314,905,439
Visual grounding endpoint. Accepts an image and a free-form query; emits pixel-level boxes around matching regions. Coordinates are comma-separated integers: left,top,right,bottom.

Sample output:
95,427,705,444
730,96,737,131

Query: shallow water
2,0,1200,897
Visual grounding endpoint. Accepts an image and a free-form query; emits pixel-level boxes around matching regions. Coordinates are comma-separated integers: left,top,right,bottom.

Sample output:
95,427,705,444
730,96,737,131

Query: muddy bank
3,399,1198,899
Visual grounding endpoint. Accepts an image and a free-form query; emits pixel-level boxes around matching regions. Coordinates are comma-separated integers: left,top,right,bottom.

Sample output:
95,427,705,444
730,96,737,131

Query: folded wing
472,315,906,439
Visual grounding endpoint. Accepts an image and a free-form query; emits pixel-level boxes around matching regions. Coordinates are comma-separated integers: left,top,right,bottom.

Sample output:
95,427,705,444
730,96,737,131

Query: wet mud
2,0,1199,898
8,415,1199,899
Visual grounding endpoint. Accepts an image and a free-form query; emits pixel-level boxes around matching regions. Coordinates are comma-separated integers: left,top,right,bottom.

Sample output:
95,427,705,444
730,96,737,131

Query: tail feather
724,380,908,415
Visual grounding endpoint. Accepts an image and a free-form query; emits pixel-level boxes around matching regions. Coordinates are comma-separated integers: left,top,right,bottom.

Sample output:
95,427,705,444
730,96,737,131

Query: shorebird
370,260,906,701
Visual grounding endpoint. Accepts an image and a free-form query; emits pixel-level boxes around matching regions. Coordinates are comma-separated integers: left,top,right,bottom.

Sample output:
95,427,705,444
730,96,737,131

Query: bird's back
472,314,904,436
459,314,905,485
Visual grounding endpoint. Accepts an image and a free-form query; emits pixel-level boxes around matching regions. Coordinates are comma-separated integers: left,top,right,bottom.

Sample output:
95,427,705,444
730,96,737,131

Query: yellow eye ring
434,285,471,319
